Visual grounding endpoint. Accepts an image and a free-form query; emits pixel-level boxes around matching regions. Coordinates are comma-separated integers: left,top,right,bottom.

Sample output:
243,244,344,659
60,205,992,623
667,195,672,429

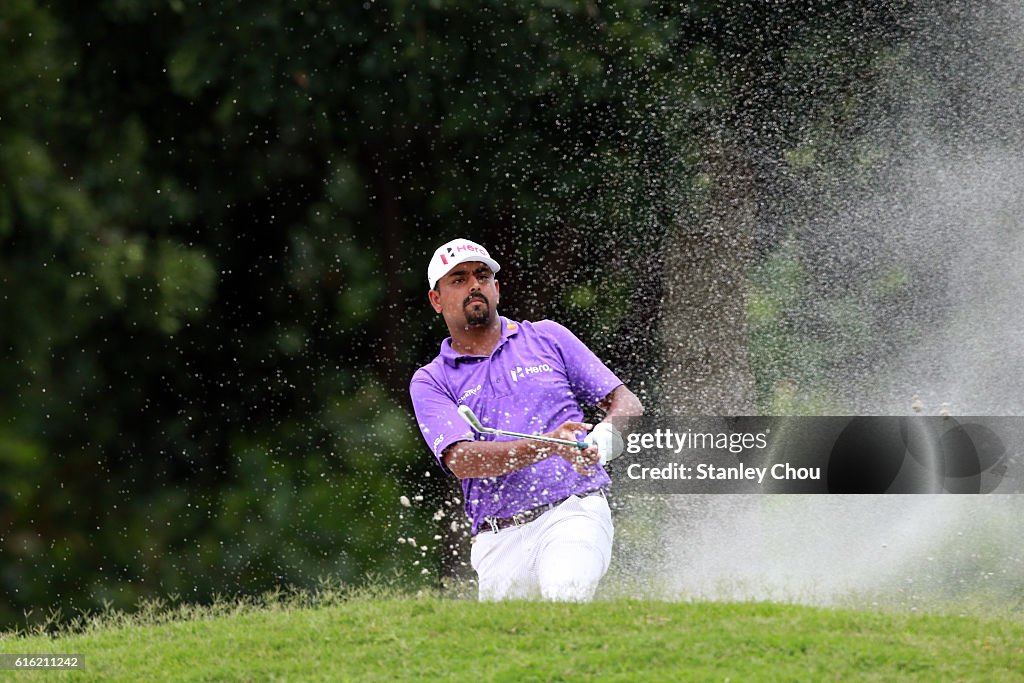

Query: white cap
427,238,501,289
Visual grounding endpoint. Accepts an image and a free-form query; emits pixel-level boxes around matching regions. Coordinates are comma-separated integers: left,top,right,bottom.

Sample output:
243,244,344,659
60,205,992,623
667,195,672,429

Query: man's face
428,261,500,329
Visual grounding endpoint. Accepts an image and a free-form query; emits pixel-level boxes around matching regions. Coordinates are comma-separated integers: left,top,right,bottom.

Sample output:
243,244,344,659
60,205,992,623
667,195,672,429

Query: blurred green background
1,0,950,629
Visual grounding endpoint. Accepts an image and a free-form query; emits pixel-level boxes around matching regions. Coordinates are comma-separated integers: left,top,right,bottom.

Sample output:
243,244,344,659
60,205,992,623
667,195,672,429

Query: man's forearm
443,416,602,479
600,385,644,423
443,439,550,479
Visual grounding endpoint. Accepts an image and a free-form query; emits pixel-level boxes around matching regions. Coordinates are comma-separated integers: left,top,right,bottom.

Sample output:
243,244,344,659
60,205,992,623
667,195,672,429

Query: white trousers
469,493,614,602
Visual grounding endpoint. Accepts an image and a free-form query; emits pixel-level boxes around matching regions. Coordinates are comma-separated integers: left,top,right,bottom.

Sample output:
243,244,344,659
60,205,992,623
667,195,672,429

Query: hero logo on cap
428,238,502,289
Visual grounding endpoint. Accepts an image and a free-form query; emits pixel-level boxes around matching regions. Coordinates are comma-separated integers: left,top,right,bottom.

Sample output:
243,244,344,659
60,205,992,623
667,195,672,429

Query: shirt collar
440,316,520,367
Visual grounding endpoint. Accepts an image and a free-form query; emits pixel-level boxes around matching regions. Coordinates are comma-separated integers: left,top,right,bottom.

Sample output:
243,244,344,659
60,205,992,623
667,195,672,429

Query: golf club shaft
458,405,588,449
481,426,588,450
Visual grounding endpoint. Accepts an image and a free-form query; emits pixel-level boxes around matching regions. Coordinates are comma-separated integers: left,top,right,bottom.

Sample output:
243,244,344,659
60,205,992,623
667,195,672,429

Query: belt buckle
511,512,526,527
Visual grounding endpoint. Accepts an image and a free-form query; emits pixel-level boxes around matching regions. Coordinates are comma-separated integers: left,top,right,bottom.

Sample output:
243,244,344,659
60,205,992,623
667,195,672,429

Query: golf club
457,405,589,449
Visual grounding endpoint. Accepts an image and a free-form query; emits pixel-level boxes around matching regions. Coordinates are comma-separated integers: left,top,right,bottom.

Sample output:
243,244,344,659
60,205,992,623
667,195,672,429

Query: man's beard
463,293,492,327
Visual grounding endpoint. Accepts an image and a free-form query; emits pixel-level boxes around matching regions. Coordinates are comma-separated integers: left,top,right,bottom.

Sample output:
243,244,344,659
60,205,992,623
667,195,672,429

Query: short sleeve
409,368,476,475
536,320,623,406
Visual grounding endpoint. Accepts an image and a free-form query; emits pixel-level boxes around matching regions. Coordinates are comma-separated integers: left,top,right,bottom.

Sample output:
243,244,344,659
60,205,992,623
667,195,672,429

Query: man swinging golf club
410,238,643,601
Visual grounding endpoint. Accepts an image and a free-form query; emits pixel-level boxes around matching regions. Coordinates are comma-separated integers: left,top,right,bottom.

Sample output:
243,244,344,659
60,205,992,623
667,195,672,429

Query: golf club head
457,405,486,433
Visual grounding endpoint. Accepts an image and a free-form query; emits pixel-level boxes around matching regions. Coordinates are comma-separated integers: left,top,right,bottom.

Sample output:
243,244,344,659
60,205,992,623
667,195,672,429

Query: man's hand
540,421,601,475
584,422,624,465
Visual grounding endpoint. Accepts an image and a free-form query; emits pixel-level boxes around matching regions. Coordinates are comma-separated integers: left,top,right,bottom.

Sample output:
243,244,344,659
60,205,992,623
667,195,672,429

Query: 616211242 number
0,654,83,670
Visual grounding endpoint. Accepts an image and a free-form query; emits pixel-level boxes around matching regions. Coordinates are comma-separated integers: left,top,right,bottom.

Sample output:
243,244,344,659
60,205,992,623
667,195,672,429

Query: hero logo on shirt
510,364,553,382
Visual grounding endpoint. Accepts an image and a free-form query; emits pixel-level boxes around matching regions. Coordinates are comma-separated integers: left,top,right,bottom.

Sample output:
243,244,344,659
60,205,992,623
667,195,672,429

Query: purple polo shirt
409,317,622,535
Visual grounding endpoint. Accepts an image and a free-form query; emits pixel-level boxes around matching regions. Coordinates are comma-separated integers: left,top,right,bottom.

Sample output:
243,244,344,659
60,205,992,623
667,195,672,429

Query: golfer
410,238,643,601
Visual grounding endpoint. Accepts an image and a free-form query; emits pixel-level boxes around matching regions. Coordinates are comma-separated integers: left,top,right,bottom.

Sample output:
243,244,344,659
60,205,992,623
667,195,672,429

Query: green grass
1,589,1023,682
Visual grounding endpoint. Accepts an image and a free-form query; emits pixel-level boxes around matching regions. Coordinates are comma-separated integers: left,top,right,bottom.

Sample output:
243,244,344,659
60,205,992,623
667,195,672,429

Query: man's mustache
464,293,489,307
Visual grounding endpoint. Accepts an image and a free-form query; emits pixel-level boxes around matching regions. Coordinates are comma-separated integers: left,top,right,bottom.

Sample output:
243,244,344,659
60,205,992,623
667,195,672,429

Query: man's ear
494,278,500,307
428,288,443,313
